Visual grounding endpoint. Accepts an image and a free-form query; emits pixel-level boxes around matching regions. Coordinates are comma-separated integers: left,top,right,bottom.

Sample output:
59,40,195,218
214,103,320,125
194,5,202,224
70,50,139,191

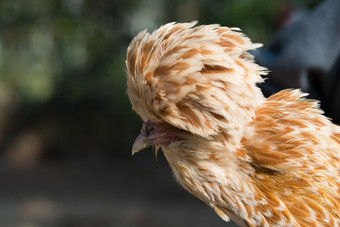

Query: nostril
142,120,155,135
145,125,150,135
141,124,148,135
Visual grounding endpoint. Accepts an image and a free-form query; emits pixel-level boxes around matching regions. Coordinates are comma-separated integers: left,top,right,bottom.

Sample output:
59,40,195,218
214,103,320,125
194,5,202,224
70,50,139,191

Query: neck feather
162,133,255,206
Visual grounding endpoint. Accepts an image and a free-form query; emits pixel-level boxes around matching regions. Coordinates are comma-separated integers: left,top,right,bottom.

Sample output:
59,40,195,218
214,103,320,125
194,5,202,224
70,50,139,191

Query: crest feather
127,22,266,139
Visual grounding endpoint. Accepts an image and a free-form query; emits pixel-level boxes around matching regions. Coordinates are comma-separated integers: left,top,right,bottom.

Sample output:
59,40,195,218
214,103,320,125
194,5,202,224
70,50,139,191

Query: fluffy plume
127,22,340,226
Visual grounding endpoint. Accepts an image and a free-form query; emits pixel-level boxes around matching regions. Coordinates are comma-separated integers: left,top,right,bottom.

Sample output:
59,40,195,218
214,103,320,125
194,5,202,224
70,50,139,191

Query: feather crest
127,22,266,142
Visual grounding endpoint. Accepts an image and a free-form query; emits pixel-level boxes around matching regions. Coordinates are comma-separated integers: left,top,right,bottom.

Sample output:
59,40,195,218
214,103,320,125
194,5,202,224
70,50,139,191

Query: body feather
127,22,340,226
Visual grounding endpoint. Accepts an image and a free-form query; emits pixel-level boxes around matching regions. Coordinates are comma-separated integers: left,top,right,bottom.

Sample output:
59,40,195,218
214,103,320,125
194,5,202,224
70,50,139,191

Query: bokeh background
0,0,324,226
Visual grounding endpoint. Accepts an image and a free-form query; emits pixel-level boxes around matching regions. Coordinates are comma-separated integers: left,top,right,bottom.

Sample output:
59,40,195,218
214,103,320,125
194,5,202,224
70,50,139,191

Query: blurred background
0,0,327,226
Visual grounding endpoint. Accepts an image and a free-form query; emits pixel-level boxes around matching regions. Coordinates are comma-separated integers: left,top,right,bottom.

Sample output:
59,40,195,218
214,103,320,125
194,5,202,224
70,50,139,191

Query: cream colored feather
126,22,340,227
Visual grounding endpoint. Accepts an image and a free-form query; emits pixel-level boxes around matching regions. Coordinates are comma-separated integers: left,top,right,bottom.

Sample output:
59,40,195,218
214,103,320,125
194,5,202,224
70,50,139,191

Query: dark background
0,0,323,226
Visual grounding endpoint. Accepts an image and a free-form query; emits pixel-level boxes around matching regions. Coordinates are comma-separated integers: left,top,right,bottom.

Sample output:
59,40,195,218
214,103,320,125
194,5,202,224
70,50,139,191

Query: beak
131,120,181,155
132,133,149,155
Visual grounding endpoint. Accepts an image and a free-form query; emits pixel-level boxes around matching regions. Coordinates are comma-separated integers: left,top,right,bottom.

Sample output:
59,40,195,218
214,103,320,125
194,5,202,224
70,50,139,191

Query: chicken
126,22,340,226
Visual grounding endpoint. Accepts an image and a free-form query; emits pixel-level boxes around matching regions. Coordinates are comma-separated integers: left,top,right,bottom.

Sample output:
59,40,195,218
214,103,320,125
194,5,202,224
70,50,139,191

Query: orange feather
127,22,340,226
